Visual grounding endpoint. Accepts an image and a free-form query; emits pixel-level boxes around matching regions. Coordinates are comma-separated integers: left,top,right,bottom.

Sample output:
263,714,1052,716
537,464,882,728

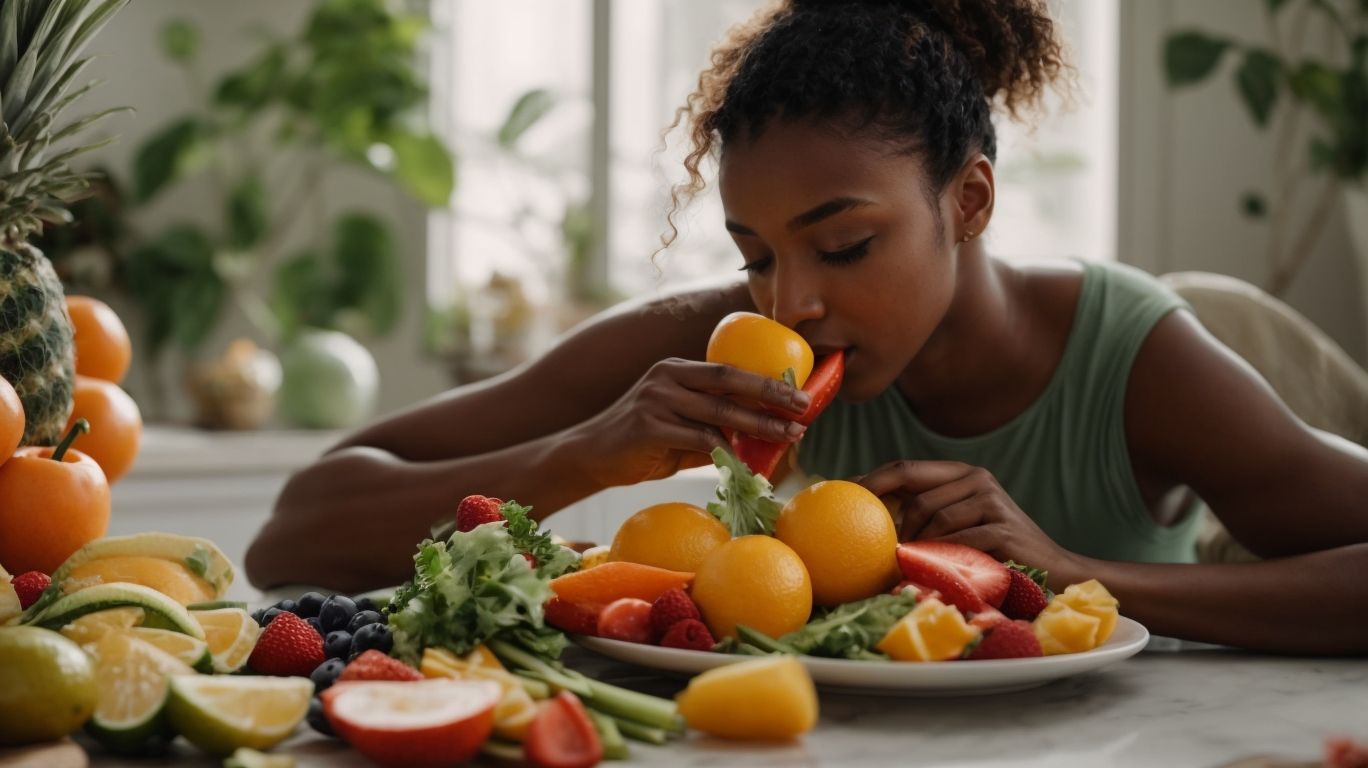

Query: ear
951,154,995,245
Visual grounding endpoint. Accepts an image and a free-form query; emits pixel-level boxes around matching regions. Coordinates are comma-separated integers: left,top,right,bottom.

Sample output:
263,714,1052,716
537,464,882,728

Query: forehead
718,120,929,221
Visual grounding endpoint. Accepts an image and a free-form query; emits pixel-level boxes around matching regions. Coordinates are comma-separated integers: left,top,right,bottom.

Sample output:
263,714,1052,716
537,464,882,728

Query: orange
675,656,817,741
691,535,811,640
706,312,813,388
609,502,731,573
0,440,110,575
548,561,693,606
65,376,142,484
0,376,22,464
66,296,133,384
775,480,899,607
876,597,979,662
64,557,216,605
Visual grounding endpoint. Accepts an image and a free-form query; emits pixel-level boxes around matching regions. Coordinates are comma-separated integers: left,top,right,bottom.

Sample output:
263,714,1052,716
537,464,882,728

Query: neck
896,245,1027,414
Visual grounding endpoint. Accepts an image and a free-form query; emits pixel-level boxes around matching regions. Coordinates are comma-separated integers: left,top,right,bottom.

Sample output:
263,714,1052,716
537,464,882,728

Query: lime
168,675,312,756
191,607,260,673
86,630,195,754
130,627,212,672
29,582,205,639
0,626,97,746
187,600,248,611
60,606,145,645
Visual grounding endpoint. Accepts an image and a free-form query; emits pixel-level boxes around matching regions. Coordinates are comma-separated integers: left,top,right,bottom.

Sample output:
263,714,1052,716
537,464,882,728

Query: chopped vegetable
729,351,845,478
705,448,783,537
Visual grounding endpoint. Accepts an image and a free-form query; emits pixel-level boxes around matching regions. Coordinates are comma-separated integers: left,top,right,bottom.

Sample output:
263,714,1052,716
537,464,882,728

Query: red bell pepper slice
728,350,845,479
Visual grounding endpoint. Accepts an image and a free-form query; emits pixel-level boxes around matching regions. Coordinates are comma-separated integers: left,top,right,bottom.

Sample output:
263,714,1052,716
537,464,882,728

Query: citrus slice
59,606,145,645
130,627,212,672
191,607,260,673
29,583,204,639
168,675,312,756
86,630,195,754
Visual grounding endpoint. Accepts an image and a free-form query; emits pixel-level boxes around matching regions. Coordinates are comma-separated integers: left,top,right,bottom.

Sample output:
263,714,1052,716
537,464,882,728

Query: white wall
79,0,449,423
1119,0,1367,364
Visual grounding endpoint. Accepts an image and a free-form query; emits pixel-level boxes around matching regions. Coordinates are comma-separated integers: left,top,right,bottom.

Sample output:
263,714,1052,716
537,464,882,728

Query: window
428,0,1118,365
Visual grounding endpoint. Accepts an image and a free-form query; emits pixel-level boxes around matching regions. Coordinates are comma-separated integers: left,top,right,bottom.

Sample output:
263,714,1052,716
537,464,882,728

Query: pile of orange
0,296,140,574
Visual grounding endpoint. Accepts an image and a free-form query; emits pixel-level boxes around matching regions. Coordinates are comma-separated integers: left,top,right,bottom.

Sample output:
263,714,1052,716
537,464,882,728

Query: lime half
168,675,312,756
0,626,97,746
86,630,195,754
30,583,205,640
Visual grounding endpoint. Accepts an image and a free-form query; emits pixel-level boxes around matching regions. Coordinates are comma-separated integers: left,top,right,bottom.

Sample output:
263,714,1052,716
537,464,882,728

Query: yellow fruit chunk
60,607,145,645
66,556,217,605
610,502,731,573
0,566,20,625
877,597,980,662
691,535,811,640
1032,579,1119,655
579,545,612,570
776,480,899,607
192,608,261,673
676,656,817,741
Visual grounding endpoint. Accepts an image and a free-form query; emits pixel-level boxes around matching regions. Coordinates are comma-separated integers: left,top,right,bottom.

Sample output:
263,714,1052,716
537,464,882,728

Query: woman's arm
1092,309,1368,654
245,282,766,592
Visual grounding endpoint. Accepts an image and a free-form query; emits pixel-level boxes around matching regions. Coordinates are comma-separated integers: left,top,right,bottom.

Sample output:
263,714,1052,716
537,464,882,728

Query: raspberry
248,611,327,677
659,619,715,651
11,571,51,609
455,495,504,533
648,589,700,639
338,649,423,682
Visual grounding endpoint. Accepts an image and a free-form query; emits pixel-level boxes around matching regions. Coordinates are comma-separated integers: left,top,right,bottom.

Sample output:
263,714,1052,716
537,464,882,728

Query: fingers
674,387,803,443
897,474,986,539
666,359,809,413
652,420,730,457
855,459,977,498
905,494,989,541
933,525,1007,559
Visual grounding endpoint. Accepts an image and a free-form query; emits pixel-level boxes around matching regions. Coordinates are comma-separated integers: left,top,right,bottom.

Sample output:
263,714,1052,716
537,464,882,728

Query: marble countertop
80,643,1366,768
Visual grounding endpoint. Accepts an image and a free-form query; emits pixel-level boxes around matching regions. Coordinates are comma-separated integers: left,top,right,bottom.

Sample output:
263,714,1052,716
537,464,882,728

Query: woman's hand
855,459,1084,582
571,357,810,488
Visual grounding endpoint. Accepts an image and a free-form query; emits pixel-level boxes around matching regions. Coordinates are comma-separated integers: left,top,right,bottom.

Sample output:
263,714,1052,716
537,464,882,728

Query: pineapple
0,0,128,445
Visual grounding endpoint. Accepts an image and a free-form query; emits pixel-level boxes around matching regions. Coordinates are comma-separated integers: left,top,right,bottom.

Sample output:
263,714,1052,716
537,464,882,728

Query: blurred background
44,0,1366,565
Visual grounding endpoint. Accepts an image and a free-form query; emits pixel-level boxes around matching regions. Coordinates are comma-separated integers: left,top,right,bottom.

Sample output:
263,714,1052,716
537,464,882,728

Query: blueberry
346,610,385,634
259,607,283,628
310,658,346,693
324,630,353,660
354,596,381,614
250,607,266,625
350,623,393,658
306,617,324,637
296,592,327,618
307,697,335,738
318,595,357,633
275,598,299,616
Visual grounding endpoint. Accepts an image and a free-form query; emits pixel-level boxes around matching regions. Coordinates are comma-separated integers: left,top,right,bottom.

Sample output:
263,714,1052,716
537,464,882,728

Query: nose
769,259,825,330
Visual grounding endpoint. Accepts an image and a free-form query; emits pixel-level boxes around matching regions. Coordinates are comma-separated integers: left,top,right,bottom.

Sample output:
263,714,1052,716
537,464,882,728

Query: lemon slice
191,607,260,674
168,675,312,756
86,630,195,754
30,583,204,639
130,628,212,672
60,606,145,645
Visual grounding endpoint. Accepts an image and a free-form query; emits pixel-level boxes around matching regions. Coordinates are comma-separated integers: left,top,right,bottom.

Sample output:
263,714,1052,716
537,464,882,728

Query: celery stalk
587,709,629,760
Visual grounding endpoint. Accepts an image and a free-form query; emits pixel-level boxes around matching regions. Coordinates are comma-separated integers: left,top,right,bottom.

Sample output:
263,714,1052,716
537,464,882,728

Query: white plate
574,616,1149,696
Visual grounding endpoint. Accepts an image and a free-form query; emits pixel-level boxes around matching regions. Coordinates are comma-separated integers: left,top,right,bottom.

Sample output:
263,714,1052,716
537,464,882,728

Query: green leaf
125,224,220,357
1265,0,1292,13
160,19,197,62
1289,61,1342,118
226,174,267,250
1164,31,1232,87
1240,191,1268,218
1236,48,1281,127
133,117,206,202
777,592,920,659
271,250,332,335
497,88,556,149
706,447,783,537
1309,136,1339,170
388,130,455,206
214,43,287,112
332,212,401,334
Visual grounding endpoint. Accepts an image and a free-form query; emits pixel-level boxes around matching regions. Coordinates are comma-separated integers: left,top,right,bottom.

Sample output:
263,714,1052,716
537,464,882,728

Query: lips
809,344,849,357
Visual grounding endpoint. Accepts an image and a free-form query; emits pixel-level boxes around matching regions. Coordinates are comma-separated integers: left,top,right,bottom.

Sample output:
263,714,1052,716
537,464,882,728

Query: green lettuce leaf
705,447,783,536
777,592,920,660
501,500,580,579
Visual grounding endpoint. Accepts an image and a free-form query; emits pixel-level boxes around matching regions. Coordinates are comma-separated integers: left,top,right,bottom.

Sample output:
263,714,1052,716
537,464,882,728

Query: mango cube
877,597,980,662
1032,579,1119,655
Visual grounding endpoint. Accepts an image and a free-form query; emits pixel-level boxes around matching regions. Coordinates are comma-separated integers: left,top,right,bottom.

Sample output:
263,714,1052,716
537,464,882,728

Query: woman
247,0,1368,654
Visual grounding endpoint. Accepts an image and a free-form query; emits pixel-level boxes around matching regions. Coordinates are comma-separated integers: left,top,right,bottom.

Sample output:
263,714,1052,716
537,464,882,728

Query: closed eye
819,236,874,265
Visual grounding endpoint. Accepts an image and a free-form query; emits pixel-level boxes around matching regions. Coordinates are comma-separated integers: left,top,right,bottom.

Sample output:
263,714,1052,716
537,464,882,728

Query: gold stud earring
962,232,973,243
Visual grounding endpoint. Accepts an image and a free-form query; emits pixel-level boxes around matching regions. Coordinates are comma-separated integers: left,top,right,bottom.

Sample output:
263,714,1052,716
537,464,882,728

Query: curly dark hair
661,0,1071,249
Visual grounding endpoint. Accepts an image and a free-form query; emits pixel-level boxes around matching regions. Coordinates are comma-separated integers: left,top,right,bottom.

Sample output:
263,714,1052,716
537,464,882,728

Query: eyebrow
725,196,875,236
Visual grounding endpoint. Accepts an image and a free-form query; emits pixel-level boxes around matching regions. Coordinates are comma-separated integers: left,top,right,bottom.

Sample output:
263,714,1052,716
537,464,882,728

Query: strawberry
895,541,1011,613
455,495,504,533
544,598,603,636
339,649,424,682
1000,568,1049,621
659,619,715,651
1326,736,1368,768
249,611,326,677
966,619,1043,660
648,589,700,640
596,598,653,644
11,571,50,609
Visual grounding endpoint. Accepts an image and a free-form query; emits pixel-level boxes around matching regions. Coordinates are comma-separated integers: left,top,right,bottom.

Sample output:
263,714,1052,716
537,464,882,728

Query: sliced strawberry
525,691,602,768
323,679,501,767
895,541,1011,613
544,598,603,636
596,598,653,644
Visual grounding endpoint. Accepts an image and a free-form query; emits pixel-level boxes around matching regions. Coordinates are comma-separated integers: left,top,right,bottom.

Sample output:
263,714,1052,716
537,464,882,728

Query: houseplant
0,0,130,445
1164,0,1366,298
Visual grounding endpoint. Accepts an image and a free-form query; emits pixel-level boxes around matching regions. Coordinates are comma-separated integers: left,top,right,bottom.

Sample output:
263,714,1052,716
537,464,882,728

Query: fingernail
786,422,805,439
792,391,811,409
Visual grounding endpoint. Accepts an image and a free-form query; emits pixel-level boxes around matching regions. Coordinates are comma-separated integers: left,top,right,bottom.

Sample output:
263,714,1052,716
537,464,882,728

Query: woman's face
718,120,960,402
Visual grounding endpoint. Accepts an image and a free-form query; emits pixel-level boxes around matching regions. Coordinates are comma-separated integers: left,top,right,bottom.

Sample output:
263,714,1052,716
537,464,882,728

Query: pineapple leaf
48,104,128,143
1,2,19,81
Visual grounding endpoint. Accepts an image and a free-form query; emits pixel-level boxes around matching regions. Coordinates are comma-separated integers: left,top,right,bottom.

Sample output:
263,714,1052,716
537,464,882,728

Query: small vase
278,329,379,430
185,338,282,430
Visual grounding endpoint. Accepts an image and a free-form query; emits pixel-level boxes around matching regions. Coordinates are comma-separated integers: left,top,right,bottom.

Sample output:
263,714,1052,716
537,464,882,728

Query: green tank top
798,260,1201,564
